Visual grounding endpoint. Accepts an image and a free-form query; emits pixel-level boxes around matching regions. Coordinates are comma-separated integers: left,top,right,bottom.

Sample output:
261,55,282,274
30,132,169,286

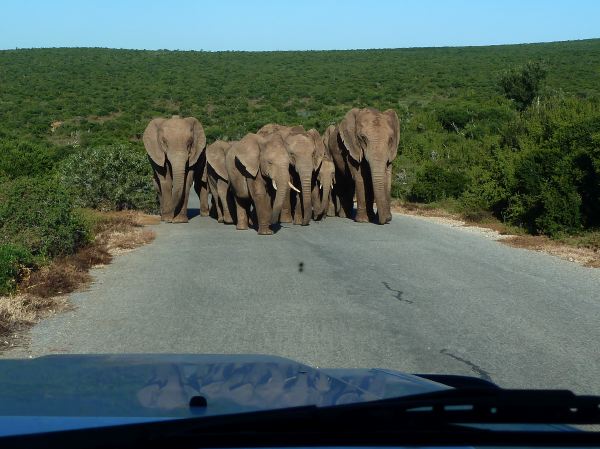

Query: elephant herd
143,107,400,235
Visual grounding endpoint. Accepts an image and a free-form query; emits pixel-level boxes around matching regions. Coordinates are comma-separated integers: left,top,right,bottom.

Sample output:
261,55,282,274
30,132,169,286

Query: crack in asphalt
440,348,493,382
382,281,412,304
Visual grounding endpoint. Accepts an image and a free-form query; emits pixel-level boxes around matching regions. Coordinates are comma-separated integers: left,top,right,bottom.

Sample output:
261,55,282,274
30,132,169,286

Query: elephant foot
280,212,293,223
217,217,224,223
293,218,303,225
172,215,189,223
236,223,249,230
355,212,369,223
385,214,392,223
223,218,234,225
258,226,273,235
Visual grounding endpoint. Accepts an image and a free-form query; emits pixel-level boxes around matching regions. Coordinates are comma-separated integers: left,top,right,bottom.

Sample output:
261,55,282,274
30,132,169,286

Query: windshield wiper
3,388,600,449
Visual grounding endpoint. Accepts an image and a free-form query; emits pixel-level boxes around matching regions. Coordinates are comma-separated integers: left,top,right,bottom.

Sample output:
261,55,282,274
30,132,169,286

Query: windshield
0,0,599,430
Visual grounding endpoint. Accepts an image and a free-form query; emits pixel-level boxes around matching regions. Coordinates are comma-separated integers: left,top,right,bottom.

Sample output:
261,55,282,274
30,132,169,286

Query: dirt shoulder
0,211,159,352
391,201,600,269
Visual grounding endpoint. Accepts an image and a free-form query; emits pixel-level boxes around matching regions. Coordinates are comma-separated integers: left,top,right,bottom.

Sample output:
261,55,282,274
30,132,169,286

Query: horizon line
1,37,598,53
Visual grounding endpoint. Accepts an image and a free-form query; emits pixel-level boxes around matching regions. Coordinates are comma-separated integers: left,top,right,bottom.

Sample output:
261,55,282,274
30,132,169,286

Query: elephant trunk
299,168,313,226
270,172,289,224
170,153,188,215
370,159,389,225
319,179,332,218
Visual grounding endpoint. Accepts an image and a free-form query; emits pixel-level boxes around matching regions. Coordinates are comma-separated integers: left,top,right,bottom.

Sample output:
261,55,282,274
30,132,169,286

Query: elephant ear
207,142,229,180
185,117,206,167
235,135,260,178
383,109,400,162
142,118,167,166
307,129,325,169
339,108,362,163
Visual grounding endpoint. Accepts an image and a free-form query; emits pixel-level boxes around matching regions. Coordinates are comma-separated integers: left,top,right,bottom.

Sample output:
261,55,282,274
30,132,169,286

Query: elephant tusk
319,181,323,190
272,179,277,191
288,181,301,193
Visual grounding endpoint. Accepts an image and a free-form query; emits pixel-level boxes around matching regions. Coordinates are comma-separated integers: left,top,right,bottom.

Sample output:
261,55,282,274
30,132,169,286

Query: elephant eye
358,134,367,144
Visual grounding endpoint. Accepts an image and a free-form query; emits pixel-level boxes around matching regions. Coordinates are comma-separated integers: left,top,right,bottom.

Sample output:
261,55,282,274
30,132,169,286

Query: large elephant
225,133,293,235
258,124,324,225
206,140,235,224
143,115,207,223
325,108,399,224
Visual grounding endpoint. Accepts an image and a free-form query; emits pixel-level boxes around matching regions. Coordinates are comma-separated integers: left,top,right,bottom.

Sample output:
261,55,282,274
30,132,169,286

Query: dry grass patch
392,199,599,268
0,210,157,347
502,235,600,268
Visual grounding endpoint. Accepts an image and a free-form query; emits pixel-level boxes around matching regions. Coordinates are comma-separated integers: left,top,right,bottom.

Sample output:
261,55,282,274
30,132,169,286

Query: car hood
0,353,447,420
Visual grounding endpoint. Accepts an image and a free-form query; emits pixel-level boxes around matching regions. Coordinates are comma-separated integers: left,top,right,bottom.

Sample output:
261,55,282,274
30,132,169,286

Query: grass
0,210,157,348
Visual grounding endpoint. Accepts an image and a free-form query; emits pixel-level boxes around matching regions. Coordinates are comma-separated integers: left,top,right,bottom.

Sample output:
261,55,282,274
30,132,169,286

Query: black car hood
0,353,447,419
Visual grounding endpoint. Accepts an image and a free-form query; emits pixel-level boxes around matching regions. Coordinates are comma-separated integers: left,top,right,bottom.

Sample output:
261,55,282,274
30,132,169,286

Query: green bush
0,140,66,179
408,163,469,203
0,244,35,295
505,147,582,235
57,145,158,213
499,61,547,111
0,177,90,259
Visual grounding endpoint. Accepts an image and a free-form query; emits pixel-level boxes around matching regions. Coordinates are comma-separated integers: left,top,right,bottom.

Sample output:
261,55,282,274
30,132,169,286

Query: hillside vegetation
1,40,600,293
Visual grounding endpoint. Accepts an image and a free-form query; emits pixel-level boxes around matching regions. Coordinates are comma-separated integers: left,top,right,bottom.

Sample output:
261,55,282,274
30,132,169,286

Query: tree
499,61,548,111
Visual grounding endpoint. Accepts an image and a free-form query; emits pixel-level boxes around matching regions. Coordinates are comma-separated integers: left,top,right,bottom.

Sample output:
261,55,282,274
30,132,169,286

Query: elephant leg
208,176,223,222
327,193,336,217
293,194,303,225
385,163,393,223
173,168,193,223
158,172,174,222
152,174,164,221
248,178,272,235
199,181,210,216
218,180,233,224
280,188,292,223
311,183,321,220
353,164,369,223
234,195,249,230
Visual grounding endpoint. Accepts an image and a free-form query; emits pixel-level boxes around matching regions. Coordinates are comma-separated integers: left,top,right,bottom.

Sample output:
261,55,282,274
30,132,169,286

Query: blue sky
1,0,599,51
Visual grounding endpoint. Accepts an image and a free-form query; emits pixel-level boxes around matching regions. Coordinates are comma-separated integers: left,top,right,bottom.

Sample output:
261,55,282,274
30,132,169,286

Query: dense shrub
408,163,469,203
0,244,34,295
505,147,582,235
58,145,158,213
0,140,66,179
0,177,90,259
499,61,547,111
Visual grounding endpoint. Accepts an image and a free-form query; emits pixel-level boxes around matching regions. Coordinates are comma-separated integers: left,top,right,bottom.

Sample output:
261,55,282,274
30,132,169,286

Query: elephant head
257,133,293,224
257,123,305,139
284,129,325,225
339,108,399,224
143,116,206,217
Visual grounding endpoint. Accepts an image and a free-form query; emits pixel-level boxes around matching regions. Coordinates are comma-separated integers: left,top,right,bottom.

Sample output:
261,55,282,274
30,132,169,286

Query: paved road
4,198,600,394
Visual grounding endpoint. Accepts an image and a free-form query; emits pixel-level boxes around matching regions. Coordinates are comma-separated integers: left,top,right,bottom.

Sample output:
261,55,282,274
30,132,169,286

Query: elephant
312,153,336,220
258,124,324,225
143,115,208,223
283,129,325,225
325,108,399,224
206,140,235,224
225,133,294,235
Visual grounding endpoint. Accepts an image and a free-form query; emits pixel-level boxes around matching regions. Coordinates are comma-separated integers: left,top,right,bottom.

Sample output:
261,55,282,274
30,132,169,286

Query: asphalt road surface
5,197,600,394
